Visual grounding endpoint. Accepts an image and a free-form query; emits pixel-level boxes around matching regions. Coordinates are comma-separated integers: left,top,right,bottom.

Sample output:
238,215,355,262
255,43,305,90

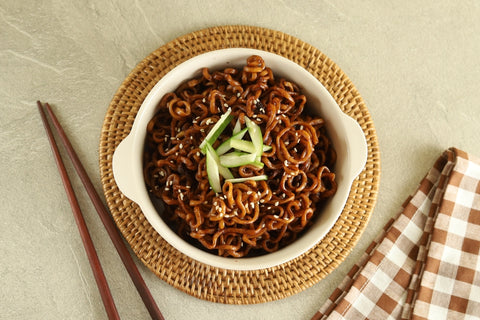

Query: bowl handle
343,115,368,179
112,134,139,202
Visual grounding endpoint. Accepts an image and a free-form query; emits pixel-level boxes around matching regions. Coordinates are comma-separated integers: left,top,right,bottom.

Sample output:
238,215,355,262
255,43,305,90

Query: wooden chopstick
37,101,121,320
37,101,164,320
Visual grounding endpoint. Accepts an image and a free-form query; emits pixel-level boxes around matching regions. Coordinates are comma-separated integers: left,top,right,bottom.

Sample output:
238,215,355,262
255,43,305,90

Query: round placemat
99,25,380,304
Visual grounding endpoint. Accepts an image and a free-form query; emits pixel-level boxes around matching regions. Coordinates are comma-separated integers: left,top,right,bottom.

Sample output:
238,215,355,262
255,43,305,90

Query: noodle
143,55,337,257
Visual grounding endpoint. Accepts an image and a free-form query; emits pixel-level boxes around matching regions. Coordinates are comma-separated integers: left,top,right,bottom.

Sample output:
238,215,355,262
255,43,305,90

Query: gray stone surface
1,1,480,319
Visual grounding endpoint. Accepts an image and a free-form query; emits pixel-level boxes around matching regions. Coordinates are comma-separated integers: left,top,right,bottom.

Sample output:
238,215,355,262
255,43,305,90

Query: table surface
2,1,480,319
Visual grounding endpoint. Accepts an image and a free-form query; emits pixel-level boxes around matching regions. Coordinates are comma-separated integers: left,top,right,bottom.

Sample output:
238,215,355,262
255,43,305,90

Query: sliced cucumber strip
225,175,268,184
199,108,233,153
262,144,272,152
251,161,264,169
205,143,221,193
219,152,257,168
215,128,248,156
233,118,242,134
205,142,234,180
230,139,256,154
218,162,234,180
245,117,264,158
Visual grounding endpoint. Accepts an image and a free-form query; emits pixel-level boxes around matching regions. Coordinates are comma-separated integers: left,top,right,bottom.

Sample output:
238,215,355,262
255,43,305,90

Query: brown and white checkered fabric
312,148,480,320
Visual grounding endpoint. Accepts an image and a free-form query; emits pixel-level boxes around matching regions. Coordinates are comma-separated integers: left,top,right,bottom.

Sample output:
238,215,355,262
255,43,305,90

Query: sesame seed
275,201,279,206
179,144,183,149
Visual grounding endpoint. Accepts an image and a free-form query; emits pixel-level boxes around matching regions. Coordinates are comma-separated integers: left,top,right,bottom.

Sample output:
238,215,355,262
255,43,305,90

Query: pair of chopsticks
37,101,164,320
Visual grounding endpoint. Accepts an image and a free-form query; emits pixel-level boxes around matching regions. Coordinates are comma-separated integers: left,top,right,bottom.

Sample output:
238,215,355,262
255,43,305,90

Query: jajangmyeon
143,55,337,258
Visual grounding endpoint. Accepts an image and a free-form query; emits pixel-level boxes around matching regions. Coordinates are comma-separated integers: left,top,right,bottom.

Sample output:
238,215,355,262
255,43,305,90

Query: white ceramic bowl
112,48,367,271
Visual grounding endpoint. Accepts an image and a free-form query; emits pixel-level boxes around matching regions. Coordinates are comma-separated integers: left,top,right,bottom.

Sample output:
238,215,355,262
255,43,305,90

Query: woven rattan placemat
99,25,380,304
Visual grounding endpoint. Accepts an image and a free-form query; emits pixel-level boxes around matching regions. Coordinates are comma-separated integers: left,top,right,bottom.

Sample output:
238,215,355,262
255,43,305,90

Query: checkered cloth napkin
312,148,480,320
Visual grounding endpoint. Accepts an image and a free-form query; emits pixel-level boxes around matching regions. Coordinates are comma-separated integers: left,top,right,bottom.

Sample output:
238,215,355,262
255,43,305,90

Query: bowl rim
112,48,367,270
